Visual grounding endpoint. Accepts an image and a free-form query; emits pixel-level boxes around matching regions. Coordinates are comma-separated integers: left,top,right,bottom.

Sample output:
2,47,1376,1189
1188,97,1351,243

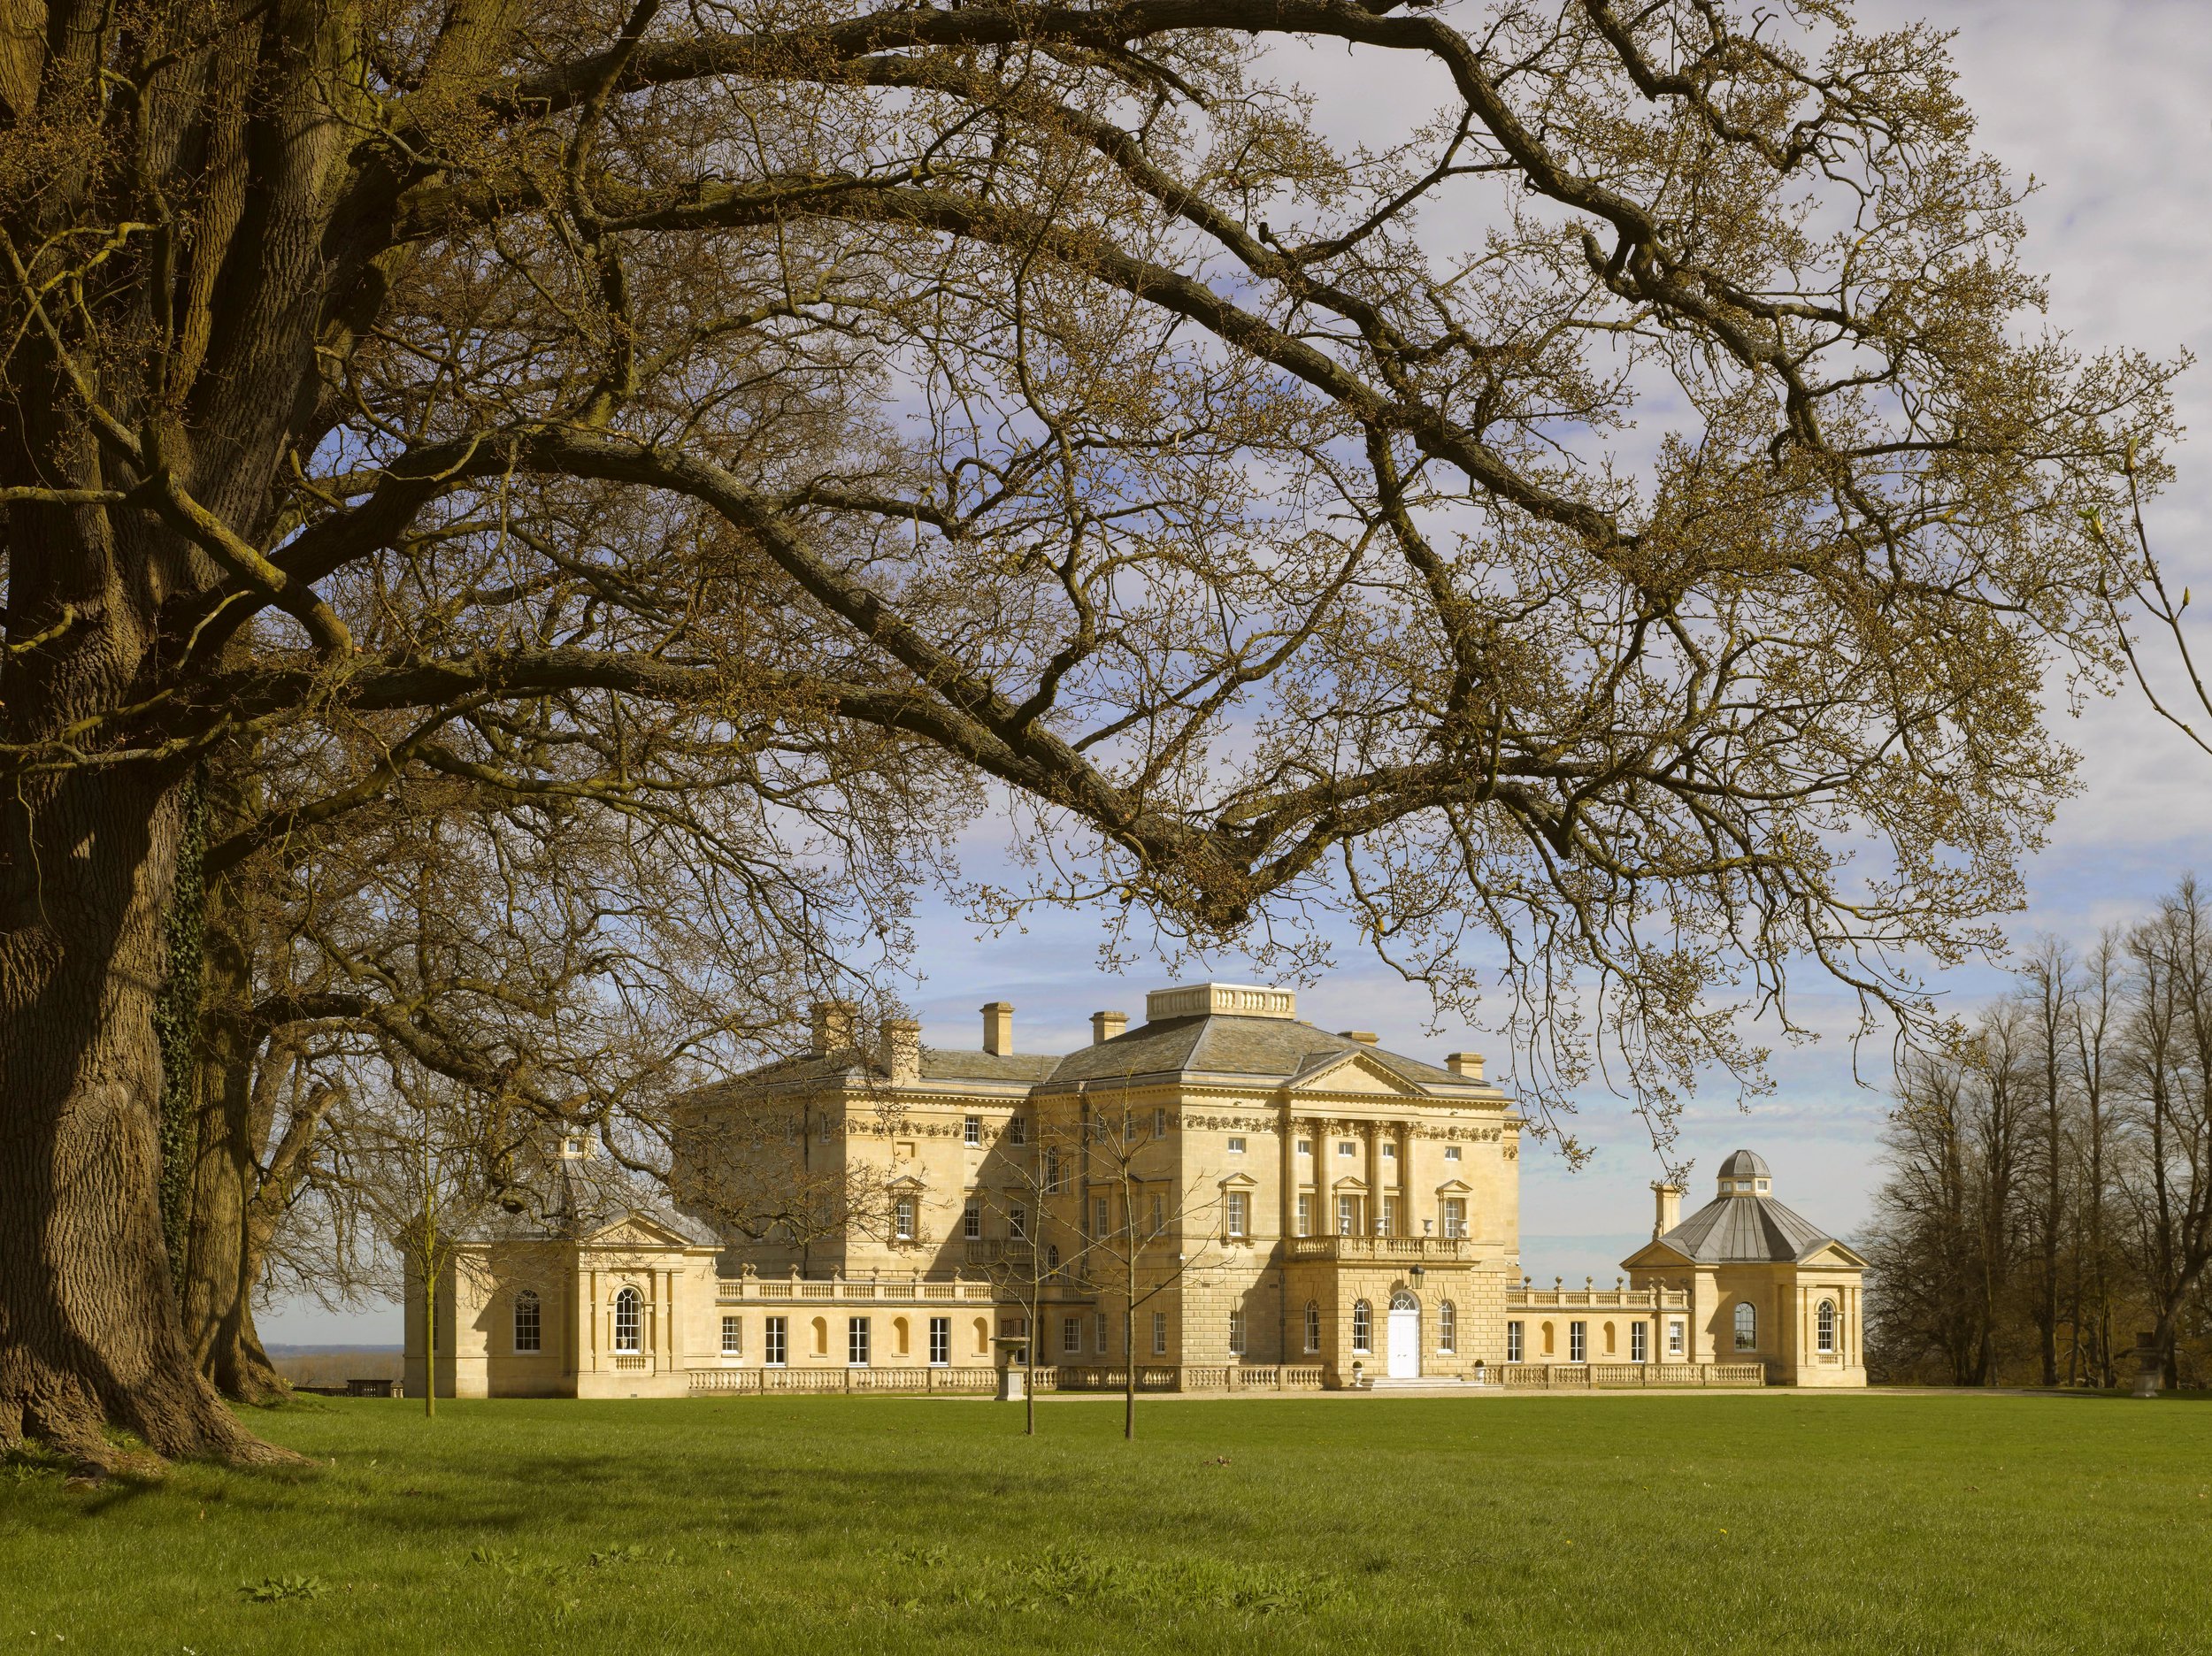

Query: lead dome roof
1718,1147,1770,1181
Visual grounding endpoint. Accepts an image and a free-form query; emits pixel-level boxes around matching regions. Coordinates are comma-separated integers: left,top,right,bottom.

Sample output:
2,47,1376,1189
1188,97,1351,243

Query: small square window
1381,1142,1396,1160
1337,1140,1356,1157
1444,1145,1462,1162
1296,1138,1313,1155
1226,1136,1247,1154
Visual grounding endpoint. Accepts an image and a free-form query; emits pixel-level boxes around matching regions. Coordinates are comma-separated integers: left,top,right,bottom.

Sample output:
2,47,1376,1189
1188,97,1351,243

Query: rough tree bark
0,753,287,1464
175,878,289,1404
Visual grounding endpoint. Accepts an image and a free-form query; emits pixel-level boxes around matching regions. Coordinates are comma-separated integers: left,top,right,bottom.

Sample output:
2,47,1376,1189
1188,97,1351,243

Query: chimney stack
881,1017,921,1084
980,1000,1014,1055
1339,1030,1379,1046
1091,1010,1128,1046
1446,1052,1485,1081
810,999,858,1054
1652,1181,1683,1238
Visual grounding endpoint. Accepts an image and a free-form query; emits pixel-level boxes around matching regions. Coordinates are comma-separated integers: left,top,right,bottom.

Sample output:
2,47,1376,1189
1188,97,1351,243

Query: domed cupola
1717,1149,1770,1198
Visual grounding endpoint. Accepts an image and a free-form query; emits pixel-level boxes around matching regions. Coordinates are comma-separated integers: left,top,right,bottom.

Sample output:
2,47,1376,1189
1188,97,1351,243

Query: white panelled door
1386,1291,1420,1378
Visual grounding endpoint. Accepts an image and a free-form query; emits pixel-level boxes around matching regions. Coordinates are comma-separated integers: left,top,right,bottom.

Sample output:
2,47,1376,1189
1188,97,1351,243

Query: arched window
1438,1300,1457,1353
1390,1288,1418,1312
1733,1301,1757,1351
1352,1300,1372,1353
1046,1244,1061,1273
513,1289,541,1353
1303,1301,1321,1353
613,1286,642,1353
1816,1300,1837,1353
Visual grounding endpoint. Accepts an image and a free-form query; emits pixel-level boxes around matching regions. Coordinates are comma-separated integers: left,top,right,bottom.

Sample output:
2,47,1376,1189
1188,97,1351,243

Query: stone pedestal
996,1366,1026,1402
2131,1332,2163,1398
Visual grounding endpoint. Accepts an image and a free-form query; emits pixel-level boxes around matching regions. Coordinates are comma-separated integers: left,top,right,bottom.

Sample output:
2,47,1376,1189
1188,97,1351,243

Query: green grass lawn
5,1391,2209,1654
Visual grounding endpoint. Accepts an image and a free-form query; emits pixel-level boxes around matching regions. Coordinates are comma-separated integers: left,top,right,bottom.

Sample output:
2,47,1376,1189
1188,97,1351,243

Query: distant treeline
1865,878,2212,1388
272,1349,403,1389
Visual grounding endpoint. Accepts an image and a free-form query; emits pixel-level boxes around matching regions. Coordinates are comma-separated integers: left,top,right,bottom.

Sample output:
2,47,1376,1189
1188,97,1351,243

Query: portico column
587,1267,599,1376
1364,1122,1382,1237
1397,1123,1414,1240
1311,1118,1328,1235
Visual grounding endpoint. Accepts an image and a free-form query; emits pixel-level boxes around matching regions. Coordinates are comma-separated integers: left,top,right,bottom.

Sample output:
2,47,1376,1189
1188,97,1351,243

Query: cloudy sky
271,0,2211,1346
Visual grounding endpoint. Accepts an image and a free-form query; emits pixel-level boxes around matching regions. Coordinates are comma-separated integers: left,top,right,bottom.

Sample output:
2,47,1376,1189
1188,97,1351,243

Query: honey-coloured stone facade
405,985,1864,1398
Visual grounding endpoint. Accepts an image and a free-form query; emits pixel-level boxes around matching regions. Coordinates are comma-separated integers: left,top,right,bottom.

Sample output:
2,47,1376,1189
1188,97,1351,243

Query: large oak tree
0,0,2171,1462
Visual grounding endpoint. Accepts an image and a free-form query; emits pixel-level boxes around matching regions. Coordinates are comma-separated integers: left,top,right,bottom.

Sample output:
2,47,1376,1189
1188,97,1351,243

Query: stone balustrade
1283,1236,1475,1263
714,1275,999,1305
1506,1286,1690,1310
1492,1361,1764,1387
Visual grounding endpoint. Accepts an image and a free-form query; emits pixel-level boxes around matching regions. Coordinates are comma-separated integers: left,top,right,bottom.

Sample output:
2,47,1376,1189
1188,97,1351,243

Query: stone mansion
405,982,1869,1398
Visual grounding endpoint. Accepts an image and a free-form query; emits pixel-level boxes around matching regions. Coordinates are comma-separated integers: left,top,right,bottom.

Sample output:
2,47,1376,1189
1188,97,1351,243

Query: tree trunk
176,876,289,1404
0,768,289,1467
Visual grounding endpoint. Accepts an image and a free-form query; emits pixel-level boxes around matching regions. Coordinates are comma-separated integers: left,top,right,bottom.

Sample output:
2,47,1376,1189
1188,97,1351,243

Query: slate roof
681,1012,1486,1098
684,1045,1059,1100
919,1048,1062,1085
1651,1191,1839,1264
1044,1013,1475,1092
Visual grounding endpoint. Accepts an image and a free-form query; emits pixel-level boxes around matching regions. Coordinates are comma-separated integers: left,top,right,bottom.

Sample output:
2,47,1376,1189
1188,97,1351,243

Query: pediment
1797,1239,1869,1269
1327,1174,1370,1193
886,1172,928,1192
1619,1238,1694,1270
1216,1170,1261,1190
584,1211,696,1250
1432,1178,1473,1195
1287,1049,1424,1097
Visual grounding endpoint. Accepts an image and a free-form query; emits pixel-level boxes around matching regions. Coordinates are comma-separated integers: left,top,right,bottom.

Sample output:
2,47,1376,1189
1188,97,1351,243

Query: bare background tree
1867,878,2212,1387
0,0,2178,1463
